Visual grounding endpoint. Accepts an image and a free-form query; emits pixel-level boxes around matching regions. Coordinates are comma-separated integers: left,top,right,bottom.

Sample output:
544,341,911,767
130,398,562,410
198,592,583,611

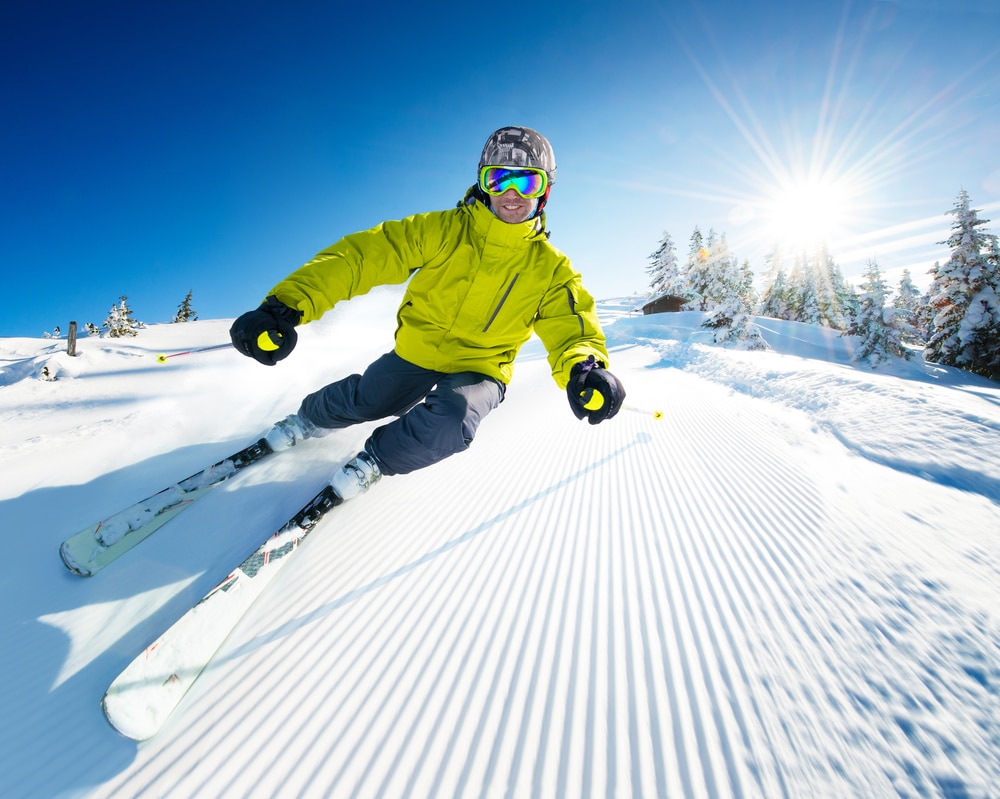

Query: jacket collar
461,186,550,243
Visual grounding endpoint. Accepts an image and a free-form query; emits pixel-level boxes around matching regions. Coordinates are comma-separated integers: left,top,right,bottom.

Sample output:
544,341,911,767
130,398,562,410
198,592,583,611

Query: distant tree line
46,290,199,339
646,190,1000,380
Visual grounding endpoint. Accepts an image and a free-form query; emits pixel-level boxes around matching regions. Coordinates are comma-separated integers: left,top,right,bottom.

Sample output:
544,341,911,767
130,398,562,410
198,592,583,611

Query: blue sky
3,0,999,338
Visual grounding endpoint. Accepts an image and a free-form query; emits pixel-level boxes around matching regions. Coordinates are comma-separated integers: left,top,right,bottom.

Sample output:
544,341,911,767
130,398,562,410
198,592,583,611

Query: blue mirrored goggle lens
479,166,547,199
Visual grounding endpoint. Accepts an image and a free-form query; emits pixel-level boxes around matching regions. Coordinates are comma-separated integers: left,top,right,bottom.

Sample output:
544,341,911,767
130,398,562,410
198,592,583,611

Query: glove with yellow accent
567,355,625,425
229,296,303,366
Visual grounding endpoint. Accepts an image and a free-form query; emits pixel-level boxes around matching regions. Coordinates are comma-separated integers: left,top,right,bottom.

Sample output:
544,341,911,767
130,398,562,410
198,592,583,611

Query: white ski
60,438,274,576
102,484,342,741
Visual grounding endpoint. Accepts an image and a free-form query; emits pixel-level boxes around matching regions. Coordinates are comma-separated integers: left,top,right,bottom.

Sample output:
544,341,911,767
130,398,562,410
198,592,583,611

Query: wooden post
67,321,78,357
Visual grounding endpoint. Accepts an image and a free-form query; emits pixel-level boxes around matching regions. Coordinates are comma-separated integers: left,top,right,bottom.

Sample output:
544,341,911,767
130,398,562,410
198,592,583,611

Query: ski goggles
478,166,549,199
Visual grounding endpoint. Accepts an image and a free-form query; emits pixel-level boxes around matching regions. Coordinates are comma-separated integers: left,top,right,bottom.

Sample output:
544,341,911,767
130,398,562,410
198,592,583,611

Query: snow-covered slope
1,292,998,798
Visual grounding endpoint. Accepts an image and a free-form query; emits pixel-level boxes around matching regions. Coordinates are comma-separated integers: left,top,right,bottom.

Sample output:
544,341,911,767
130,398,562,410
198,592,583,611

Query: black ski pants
297,351,506,476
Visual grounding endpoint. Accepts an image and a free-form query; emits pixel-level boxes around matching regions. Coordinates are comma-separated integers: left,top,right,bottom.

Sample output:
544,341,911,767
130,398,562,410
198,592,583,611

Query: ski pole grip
580,389,605,412
257,330,284,352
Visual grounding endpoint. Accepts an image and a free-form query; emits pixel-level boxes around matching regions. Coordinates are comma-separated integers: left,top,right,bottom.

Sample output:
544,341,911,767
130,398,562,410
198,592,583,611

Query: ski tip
59,541,94,577
102,691,162,742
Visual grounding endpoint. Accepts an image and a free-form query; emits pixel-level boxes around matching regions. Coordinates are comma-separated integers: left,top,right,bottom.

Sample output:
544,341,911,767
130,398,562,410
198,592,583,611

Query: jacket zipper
482,274,519,332
564,285,585,336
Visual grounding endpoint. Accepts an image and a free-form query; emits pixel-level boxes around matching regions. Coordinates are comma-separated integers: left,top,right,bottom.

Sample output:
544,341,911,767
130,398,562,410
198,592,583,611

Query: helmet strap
531,187,551,219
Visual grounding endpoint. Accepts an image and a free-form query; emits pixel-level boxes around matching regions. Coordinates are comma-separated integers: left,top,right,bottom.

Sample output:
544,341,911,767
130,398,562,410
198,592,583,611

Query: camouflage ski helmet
478,126,557,186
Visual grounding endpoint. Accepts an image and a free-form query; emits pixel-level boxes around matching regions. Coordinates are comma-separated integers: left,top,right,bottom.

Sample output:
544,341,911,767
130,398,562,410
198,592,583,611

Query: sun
761,174,854,255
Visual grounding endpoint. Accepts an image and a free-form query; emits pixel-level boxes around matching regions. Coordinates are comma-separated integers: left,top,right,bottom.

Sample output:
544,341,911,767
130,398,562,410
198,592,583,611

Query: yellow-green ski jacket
268,192,609,388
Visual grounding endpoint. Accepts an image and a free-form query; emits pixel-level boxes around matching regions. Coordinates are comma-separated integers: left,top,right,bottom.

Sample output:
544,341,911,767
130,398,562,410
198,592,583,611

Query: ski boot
264,414,311,452
331,451,382,501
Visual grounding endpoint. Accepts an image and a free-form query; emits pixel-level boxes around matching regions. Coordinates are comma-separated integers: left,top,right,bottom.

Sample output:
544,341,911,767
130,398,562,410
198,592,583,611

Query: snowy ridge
1,295,998,797
609,310,1000,505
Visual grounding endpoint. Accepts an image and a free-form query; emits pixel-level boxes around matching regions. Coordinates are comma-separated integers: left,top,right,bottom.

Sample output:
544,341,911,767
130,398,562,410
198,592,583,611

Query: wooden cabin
641,294,688,315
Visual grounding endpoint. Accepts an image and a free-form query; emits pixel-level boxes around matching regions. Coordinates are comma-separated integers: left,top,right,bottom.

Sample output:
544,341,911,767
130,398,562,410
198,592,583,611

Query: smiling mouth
491,194,532,221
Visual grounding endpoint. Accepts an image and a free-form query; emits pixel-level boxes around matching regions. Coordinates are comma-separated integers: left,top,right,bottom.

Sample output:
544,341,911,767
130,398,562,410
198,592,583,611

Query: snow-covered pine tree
915,287,934,346
104,296,143,338
894,269,921,313
646,232,685,298
784,246,852,329
738,258,760,312
926,190,1000,379
760,254,791,319
759,269,790,319
848,259,908,367
704,258,769,350
758,247,787,319
783,252,807,321
815,245,853,330
838,271,860,328
683,227,708,309
892,268,925,343
173,290,198,323
704,231,738,308
686,228,739,311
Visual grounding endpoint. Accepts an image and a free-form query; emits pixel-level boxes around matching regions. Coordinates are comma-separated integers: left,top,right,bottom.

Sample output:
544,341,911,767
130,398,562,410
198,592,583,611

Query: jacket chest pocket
482,274,520,332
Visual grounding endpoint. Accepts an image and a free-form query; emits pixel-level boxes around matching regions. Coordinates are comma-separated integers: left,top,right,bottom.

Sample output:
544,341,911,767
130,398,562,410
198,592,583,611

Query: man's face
489,188,539,224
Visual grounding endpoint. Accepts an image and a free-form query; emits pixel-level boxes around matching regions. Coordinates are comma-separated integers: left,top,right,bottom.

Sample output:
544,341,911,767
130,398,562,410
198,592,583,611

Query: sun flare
761,175,853,255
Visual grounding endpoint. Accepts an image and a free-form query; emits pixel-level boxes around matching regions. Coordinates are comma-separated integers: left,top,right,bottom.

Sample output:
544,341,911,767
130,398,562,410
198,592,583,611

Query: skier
230,125,625,501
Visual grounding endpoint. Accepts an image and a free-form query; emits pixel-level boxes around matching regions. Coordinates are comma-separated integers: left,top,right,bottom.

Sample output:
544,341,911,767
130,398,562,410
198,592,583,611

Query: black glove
229,295,303,365
566,355,625,424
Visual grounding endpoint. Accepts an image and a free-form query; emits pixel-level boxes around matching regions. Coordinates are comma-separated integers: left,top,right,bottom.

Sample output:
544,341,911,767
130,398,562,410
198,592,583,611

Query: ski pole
156,343,233,364
623,404,664,420
579,389,664,420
